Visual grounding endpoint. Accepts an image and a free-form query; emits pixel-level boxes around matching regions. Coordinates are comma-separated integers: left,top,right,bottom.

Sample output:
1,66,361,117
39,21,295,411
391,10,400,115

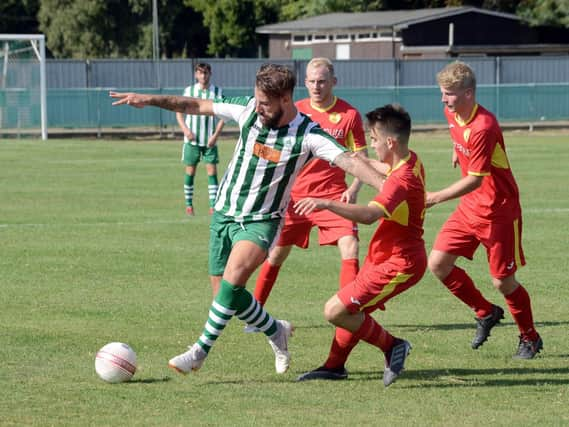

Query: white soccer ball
95,342,137,383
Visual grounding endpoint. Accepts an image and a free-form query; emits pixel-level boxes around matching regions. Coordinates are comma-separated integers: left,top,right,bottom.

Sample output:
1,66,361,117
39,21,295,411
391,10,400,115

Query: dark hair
255,63,296,99
194,62,211,73
366,104,411,144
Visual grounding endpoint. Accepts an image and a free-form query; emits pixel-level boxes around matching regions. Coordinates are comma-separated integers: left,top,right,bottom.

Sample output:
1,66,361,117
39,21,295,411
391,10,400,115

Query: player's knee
323,297,343,325
428,253,449,280
267,245,291,265
492,275,519,295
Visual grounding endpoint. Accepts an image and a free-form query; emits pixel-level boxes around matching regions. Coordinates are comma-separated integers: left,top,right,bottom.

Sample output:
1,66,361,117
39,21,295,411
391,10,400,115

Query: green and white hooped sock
207,175,218,208
236,293,277,336
184,174,194,207
196,280,278,354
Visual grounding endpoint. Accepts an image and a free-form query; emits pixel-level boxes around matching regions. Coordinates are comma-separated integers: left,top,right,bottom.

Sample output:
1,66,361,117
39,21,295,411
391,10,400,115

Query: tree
185,0,280,57
517,0,569,27
37,0,208,59
38,0,142,58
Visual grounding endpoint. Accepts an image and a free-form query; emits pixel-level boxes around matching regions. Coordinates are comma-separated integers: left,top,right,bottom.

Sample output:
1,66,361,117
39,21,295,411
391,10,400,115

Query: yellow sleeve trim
468,171,490,177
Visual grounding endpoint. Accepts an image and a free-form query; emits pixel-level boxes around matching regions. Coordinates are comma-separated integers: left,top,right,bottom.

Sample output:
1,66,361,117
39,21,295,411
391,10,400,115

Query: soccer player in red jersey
427,61,542,359
294,104,427,386
252,57,369,308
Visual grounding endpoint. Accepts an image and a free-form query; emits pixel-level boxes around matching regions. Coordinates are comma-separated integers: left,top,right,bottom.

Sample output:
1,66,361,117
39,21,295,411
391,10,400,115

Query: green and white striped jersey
212,96,347,222
182,83,223,146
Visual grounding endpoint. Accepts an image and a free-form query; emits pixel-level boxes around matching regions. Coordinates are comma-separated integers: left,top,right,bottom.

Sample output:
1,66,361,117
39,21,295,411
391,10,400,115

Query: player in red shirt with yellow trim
427,61,542,359
252,58,368,308
294,104,427,386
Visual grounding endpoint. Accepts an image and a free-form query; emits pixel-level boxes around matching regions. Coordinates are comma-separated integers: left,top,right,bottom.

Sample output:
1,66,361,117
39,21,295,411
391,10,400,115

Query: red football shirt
291,97,366,198
445,104,521,221
367,151,426,264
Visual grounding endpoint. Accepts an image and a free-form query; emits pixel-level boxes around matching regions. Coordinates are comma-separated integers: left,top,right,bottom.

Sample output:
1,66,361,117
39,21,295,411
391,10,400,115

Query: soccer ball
95,342,137,383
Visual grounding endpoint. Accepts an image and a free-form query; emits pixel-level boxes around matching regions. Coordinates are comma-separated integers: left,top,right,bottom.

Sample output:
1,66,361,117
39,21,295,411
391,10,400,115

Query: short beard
261,109,284,129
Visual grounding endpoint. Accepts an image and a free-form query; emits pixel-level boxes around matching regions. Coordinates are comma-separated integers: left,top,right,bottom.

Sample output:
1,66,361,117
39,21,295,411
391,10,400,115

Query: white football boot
168,344,207,375
268,320,293,374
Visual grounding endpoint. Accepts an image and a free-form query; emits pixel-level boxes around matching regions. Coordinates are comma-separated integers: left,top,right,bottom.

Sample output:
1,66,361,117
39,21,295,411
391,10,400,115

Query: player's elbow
359,212,378,225
359,206,382,225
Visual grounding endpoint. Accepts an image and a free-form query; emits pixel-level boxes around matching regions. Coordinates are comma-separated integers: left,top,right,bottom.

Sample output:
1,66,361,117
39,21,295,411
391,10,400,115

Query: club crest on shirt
463,128,471,142
328,112,342,124
253,142,281,163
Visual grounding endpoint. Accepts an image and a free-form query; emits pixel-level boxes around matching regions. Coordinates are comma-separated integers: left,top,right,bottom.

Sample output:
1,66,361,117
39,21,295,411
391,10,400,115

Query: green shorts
208,212,282,276
182,143,219,166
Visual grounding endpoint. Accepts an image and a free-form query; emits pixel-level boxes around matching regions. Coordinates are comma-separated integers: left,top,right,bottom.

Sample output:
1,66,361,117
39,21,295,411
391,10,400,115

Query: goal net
0,34,47,139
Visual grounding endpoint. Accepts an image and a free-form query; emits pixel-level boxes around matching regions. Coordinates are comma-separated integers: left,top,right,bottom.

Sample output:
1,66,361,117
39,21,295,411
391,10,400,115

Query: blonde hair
436,61,476,91
307,57,335,77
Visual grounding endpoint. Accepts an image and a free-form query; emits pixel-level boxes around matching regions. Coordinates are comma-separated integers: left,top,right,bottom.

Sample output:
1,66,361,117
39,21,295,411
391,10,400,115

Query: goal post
0,34,48,140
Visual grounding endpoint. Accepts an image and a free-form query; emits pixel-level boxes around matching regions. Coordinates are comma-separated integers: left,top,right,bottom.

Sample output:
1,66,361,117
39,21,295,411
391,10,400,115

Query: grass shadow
345,366,569,387
127,376,172,384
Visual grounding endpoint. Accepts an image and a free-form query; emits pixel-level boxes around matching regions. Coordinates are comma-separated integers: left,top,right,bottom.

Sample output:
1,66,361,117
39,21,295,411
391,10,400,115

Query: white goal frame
0,34,48,140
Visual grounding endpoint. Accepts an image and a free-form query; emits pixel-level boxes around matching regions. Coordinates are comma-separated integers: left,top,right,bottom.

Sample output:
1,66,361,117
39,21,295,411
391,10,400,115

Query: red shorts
277,197,358,248
433,209,526,279
337,252,427,314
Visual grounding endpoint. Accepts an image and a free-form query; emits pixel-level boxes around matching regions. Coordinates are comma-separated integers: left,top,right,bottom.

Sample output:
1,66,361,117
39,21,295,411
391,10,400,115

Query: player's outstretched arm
334,152,386,191
426,174,483,208
110,91,214,116
294,197,383,225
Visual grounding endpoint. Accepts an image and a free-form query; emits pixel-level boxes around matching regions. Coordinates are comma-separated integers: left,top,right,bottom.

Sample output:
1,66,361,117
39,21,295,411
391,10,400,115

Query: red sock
340,258,359,288
323,327,358,369
443,267,493,318
357,313,394,353
253,261,281,305
505,285,539,341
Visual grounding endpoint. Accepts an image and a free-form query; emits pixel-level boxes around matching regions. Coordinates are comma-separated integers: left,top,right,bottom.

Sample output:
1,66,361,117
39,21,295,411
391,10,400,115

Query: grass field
1,132,568,426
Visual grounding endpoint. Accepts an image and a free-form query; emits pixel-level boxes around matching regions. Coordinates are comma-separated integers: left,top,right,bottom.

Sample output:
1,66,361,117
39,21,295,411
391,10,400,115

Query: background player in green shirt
176,62,224,215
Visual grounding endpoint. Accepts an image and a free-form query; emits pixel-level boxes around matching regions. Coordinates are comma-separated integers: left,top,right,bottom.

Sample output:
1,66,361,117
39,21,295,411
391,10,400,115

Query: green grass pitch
1,131,568,426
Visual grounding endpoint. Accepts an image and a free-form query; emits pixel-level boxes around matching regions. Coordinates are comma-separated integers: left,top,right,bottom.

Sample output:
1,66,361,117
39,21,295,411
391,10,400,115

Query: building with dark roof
256,7,569,59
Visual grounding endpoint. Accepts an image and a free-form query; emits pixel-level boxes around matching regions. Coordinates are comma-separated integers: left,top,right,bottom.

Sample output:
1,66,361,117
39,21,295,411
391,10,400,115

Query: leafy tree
38,0,142,58
37,0,208,59
185,0,280,57
517,0,569,27
280,0,384,20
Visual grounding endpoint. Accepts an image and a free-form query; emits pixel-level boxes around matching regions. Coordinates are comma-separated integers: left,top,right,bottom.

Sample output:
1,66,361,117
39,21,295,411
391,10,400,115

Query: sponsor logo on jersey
463,128,471,142
323,128,345,140
253,142,281,163
453,140,470,157
329,112,342,124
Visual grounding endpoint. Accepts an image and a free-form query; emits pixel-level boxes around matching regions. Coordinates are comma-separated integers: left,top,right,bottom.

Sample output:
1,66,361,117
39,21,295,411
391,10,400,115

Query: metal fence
46,56,569,89
30,84,569,131
2,56,569,134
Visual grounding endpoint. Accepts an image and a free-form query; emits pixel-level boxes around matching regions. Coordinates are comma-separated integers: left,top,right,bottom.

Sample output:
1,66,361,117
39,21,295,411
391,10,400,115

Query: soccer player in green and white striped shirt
176,63,224,216
110,64,386,378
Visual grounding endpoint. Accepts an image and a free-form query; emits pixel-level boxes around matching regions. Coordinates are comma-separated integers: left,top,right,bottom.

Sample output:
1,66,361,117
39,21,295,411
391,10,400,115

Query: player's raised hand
109,91,149,108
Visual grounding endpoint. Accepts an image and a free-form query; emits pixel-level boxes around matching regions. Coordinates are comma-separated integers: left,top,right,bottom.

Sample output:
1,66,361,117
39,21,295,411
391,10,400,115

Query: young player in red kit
294,104,427,386
252,57,368,309
427,61,542,359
